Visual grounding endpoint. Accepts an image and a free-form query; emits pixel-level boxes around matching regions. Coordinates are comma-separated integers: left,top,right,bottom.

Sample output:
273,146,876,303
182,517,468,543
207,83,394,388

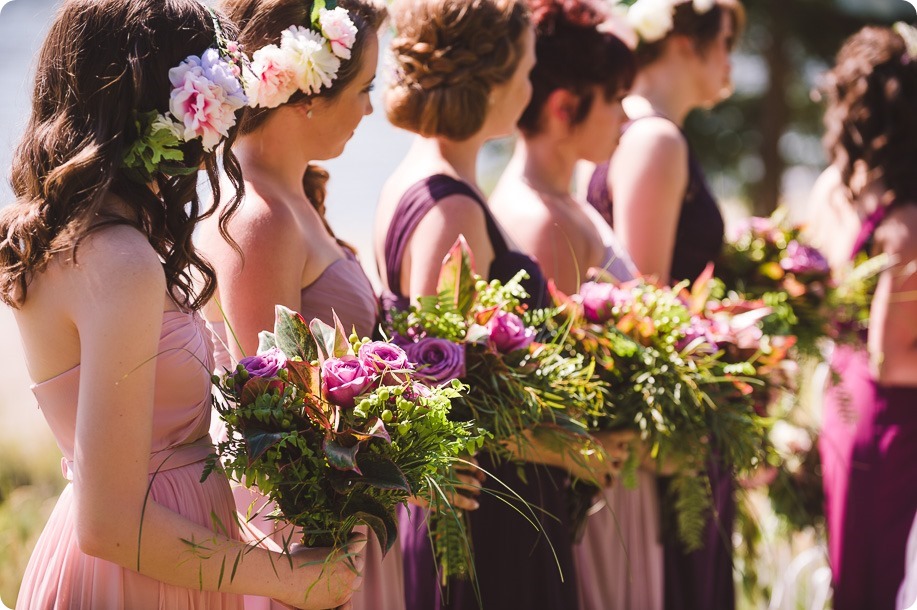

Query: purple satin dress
588,118,734,610
819,204,917,609
381,174,579,610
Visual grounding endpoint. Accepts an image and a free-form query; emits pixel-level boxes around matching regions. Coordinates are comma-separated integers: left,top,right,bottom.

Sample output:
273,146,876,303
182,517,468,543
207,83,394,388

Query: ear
544,88,582,130
669,34,699,61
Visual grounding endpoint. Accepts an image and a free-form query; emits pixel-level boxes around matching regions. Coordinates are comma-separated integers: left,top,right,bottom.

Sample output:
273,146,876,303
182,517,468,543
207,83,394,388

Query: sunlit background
0,0,913,606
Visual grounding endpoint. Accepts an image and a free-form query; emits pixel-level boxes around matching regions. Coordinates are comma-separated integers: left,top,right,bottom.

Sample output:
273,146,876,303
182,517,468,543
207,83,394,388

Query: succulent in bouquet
205,306,482,578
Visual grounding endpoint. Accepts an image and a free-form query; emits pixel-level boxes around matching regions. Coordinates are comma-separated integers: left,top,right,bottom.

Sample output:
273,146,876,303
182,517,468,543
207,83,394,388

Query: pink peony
168,53,242,150
246,44,299,108
319,7,358,60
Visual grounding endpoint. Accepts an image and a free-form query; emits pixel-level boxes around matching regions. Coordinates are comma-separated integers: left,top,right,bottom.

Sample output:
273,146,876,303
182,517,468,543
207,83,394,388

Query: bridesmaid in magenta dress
806,25,917,609
4,1,363,608
375,1,623,608
197,2,402,609
586,1,745,609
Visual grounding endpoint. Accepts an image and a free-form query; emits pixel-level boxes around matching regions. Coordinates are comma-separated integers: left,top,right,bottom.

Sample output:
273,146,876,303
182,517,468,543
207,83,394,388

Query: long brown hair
635,0,745,68
219,0,387,246
823,26,917,208
0,0,244,310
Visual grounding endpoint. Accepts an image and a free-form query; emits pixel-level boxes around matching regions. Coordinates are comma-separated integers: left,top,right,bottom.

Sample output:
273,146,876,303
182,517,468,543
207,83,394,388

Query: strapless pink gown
16,311,243,609
210,252,405,610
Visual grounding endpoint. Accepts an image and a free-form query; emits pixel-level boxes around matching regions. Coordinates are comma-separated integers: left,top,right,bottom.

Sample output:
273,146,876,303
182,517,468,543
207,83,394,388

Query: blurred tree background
686,0,916,216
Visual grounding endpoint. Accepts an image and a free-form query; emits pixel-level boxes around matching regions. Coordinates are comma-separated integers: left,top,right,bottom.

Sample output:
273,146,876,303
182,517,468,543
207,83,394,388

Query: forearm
508,428,609,485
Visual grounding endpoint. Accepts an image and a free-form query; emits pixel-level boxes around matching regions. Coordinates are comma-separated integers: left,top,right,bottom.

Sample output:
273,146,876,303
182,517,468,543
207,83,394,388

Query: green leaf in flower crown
324,437,361,473
241,427,285,464
310,0,327,26
309,313,351,362
343,493,399,554
354,452,411,493
258,331,278,353
274,306,317,362
436,236,478,317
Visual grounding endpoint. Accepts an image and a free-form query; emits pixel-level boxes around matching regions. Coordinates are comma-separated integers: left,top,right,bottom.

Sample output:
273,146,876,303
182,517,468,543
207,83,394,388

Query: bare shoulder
619,117,688,158
878,202,917,259
490,180,551,227
418,192,488,229
225,186,300,249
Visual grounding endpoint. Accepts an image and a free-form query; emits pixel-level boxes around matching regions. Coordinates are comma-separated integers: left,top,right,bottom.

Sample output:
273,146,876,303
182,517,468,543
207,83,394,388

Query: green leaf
436,236,478,317
324,437,361,472
354,453,411,493
310,0,327,26
240,377,274,407
274,306,317,361
309,316,351,362
242,428,284,464
258,331,278,353
343,494,398,554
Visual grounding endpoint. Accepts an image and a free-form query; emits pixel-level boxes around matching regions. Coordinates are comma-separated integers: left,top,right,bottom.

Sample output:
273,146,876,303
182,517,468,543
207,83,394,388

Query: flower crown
244,0,359,109
622,0,716,44
122,7,248,183
894,21,917,64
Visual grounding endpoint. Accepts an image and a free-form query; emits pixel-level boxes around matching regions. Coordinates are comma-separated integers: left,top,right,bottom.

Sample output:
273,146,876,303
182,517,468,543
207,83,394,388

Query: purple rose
358,341,411,372
780,240,830,276
579,281,631,323
239,347,286,378
322,356,376,407
404,337,465,383
486,311,535,354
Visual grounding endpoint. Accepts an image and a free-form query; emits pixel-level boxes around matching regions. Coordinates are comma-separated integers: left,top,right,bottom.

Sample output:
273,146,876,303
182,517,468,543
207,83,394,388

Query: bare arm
869,204,917,386
609,118,689,283
404,194,495,298
212,201,305,362
515,208,591,296
68,228,361,608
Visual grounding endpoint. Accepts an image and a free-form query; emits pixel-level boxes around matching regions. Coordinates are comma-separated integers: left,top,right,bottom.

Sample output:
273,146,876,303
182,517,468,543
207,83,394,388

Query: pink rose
322,356,375,407
239,347,287,378
359,342,412,385
579,281,632,324
486,311,535,354
319,7,358,60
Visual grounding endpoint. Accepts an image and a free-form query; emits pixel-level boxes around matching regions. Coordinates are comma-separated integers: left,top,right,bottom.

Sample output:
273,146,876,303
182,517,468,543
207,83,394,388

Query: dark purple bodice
587,119,725,283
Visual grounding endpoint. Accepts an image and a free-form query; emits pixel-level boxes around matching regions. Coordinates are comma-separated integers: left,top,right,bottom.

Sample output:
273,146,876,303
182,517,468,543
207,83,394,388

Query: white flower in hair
281,25,341,95
692,0,716,13
319,7,358,60
246,44,300,108
628,0,675,43
168,51,246,150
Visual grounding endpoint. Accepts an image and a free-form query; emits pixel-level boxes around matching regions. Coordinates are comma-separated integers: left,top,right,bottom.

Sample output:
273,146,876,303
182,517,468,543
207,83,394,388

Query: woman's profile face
696,10,735,107
481,25,537,140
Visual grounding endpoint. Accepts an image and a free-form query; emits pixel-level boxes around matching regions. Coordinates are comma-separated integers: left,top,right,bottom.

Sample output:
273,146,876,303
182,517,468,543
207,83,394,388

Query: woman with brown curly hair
806,24,917,610
196,1,401,608
374,0,625,607
1,1,364,608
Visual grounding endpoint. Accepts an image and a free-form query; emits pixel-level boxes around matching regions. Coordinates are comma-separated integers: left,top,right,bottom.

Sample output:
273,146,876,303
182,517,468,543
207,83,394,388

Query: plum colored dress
16,310,244,610
211,251,406,610
819,204,917,610
587,116,733,610
381,174,579,610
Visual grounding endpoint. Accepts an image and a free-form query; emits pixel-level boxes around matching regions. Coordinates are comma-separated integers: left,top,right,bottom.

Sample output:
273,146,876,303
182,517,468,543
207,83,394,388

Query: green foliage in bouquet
205,306,481,561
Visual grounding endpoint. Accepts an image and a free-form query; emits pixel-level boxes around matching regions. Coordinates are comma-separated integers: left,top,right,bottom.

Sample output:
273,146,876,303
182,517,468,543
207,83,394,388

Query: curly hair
823,25,917,207
518,0,635,134
0,0,245,309
635,0,745,68
385,0,531,141
219,0,387,246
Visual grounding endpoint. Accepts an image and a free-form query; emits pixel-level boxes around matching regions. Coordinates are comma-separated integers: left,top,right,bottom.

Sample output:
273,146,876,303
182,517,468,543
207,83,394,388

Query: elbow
74,508,132,565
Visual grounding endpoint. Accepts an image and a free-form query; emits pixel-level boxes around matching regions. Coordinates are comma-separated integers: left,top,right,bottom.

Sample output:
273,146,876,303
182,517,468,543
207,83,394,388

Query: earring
307,109,314,119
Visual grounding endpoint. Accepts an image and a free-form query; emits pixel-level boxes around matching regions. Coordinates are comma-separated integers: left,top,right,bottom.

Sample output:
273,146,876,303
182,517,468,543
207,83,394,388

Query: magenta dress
819,204,917,609
17,311,243,610
211,251,406,610
588,117,733,610
381,174,579,610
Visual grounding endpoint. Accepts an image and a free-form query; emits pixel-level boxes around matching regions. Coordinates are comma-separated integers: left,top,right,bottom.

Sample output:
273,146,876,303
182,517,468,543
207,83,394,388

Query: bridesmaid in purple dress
197,2,400,608
586,1,745,609
806,26,917,610
375,1,622,608
4,1,363,608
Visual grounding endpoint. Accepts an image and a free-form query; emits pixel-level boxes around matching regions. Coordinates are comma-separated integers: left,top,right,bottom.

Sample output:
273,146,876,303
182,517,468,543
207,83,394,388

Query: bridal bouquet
565,272,771,549
206,306,481,562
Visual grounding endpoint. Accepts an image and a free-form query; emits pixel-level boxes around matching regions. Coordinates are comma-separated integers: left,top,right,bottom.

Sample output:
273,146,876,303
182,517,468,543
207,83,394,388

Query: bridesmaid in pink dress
488,2,658,608
2,1,364,608
198,2,401,608
806,26,917,609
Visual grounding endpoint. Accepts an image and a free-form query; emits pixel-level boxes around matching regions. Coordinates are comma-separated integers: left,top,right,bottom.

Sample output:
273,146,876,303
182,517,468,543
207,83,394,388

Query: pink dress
16,310,243,610
573,241,665,610
211,252,405,610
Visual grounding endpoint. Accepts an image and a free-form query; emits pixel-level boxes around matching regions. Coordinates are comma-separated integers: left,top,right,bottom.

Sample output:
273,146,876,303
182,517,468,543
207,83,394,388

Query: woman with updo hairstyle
375,1,625,608
804,25,917,610
1,1,364,608
488,1,667,607
196,1,397,608
581,1,745,609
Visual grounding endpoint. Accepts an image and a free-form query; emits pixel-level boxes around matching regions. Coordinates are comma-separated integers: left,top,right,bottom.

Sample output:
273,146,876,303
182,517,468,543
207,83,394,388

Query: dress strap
850,205,891,260
382,174,509,302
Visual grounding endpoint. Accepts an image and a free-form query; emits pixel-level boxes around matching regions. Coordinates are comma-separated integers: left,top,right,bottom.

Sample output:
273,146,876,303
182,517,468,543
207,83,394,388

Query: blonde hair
385,0,530,140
